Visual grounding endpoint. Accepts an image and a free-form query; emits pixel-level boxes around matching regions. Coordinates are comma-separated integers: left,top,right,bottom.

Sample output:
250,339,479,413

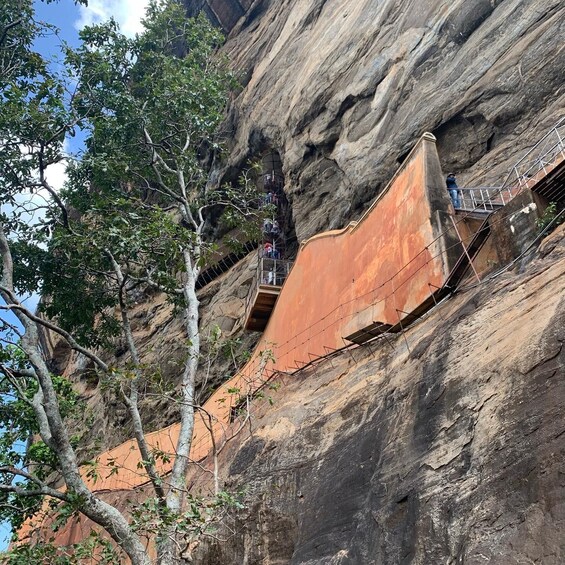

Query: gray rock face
221,0,564,241
184,0,254,33
191,225,565,564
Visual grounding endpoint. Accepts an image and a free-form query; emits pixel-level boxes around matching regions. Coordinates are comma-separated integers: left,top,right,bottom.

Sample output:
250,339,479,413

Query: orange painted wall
18,133,455,547
81,133,451,492
257,135,445,369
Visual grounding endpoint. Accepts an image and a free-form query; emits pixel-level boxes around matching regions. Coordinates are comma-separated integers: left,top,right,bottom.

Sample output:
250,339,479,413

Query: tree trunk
26,326,152,565
1,227,151,565
157,248,200,564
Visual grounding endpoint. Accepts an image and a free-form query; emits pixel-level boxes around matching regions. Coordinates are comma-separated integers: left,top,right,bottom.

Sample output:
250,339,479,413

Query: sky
26,0,151,191
34,0,151,151
0,0,150,550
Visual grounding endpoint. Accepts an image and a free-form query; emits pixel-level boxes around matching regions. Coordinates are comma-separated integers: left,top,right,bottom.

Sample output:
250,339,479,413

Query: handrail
454,118,565,215
244,256,294,322
256,257,293,287
499,118,565,191
512,120,564,172
515,140,564,182
458,186,504,190
456,186,515,211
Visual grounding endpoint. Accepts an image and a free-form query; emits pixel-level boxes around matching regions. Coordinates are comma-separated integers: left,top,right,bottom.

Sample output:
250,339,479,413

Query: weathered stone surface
41,1,565,558
190,224,565,564
220,0,564,241
60,0,565,457
184,0,253,33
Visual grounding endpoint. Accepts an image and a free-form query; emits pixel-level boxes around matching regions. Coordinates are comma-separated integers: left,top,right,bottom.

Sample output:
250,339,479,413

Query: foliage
8,0,254,343
0,346,84,531
0,1,257,562
130,489,245,540
0,530,120,565
39,196,193,347
535,201,564,233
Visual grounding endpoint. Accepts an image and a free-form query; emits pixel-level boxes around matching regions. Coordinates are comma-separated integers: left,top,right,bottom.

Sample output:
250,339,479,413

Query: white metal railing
256,257,292,287
456,186,511,212
244,257,293,324
456,118,565,214
502,117,565,193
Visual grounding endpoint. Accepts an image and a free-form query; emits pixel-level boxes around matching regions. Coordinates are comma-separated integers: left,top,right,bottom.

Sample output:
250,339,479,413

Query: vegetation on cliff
0,1,253,562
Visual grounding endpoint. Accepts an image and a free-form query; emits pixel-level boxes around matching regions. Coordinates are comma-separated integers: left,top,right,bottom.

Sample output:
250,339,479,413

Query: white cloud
34,137,71,194
76,0,150,38
0,141,73,315
43,155,69,193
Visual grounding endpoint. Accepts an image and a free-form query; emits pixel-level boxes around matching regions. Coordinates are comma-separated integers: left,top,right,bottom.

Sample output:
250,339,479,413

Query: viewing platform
455,186,509,218
244,258,293,331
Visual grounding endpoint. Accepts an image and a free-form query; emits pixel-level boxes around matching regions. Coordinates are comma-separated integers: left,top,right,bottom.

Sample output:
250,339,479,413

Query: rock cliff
189,224,565,564
43,2,565,560
219,0,564,240
69,0,564,453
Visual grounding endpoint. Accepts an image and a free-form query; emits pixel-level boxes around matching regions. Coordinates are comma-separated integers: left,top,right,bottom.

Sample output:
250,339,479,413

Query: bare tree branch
106,250,167,502
0,296,109,373
0,466,71,503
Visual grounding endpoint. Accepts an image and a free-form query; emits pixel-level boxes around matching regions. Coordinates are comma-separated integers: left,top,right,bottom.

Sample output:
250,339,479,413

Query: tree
0,1,258,563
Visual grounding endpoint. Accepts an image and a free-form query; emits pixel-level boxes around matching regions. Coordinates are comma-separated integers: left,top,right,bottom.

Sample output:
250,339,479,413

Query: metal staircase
244,155,294,332
510,117,565,202
444,215,491,289
449,118,565,283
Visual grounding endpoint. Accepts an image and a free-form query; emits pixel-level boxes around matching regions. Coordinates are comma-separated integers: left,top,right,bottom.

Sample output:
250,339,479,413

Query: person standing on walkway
446,173,460,209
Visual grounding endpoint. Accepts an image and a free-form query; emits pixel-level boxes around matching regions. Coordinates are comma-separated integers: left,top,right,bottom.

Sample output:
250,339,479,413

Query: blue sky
0,0,150,550
34,0,151,155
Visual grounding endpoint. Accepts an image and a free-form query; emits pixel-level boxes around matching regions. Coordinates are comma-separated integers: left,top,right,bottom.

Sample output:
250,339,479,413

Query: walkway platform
245,284,283,331
346,322,393,345
244,258,292,331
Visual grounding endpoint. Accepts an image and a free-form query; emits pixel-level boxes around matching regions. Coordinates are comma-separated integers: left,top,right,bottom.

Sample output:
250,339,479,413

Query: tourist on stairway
446,173,461,209
271,219,280,236
263,242,273,257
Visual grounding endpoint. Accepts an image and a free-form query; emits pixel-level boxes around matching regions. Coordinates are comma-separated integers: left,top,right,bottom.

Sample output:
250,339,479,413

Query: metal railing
456,186,511,212
256,257,293,287
504,117,565,192
244,256,293,302
456,118,565,214
244,257,294,326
